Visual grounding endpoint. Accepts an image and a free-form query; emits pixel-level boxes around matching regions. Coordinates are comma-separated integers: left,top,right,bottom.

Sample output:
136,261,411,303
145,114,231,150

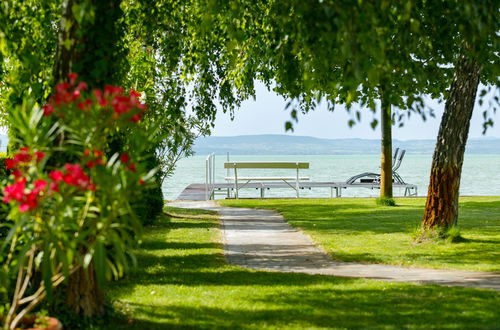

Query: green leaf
94,241,106,288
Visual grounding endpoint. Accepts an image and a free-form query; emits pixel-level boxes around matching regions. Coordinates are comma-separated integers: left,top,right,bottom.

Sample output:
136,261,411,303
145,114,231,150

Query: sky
212,82,500,141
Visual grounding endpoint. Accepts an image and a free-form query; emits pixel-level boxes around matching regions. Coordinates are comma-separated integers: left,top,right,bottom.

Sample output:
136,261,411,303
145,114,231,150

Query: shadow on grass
103,201,500,329
109,266,500,329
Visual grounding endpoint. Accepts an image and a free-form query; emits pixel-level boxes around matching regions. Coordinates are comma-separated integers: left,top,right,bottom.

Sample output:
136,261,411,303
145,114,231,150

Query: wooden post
234,165,238,199
296,165,300,198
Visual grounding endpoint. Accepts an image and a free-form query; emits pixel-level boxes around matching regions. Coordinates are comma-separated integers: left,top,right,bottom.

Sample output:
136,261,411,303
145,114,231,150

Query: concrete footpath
167,200,500,291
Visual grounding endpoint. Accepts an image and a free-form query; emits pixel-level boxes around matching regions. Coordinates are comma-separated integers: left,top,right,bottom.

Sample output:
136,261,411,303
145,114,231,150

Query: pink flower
72,89,81,100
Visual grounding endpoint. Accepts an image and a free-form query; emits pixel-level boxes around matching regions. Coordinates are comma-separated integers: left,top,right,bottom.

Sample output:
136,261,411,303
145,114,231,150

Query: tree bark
422,56,481,229
65,262,105,317
53,0,77,83
380,96,393,198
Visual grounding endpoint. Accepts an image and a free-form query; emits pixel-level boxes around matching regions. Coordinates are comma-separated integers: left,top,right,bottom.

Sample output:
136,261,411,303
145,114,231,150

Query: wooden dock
175,181,418,200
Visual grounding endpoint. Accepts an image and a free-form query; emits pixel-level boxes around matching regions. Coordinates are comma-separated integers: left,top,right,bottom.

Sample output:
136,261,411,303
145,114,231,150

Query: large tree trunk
52,0,126,317
52,0,76,83
380,96,393,198
422,56,481,229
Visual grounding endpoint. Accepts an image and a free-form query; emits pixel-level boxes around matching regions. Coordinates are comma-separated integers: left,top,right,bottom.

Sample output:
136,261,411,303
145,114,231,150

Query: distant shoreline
193,134,500,156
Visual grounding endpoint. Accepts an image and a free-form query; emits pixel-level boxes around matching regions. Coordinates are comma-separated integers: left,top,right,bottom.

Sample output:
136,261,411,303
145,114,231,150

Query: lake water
162,154,500,199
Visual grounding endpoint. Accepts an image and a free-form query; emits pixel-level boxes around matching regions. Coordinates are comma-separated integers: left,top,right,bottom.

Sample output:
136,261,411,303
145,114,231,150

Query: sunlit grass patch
106,205,500,329
221,197,500,271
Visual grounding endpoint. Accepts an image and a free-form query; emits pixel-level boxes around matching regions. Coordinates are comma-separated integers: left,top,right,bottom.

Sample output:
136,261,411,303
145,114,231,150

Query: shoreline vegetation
107,199,500,328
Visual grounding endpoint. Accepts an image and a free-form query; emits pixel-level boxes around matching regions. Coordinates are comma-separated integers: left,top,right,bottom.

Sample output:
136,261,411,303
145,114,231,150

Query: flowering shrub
1,73,160,329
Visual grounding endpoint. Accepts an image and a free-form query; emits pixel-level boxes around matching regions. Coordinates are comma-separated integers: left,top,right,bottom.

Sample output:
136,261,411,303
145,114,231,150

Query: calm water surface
162,154,500,199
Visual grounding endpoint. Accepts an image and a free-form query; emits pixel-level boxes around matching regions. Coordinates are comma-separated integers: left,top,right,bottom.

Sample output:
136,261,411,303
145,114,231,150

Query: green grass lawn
221,197,500,272
106,205,500,329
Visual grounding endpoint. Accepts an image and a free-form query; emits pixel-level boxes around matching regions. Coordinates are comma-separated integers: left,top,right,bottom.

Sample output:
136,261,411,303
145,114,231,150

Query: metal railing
205,153,215,200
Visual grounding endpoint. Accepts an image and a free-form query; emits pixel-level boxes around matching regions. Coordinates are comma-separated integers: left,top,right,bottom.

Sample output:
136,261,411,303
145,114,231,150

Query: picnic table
224,161,310,198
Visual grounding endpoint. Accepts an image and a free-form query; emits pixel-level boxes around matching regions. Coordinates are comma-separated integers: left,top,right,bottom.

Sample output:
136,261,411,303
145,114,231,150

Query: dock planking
175,184,208,201
176,181,418,200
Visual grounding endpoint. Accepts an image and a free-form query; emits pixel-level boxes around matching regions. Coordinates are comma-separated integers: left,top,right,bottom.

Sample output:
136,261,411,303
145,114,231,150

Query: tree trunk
53,0,76,83
380,96,393,198
422,56,481,229
66,262,105,317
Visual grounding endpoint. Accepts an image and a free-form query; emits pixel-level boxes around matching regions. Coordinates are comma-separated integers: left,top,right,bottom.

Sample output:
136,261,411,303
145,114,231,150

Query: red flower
13,148,32,164
130,114,141,123
55,82,70,94
86,160,96,169
49,182,60,193
3,178,26,203
77,81,88,91
62,164,93,190
12,170,22,179
112,95,133,114
33,179,48,193
5,159,15,170
35,151,45,162
94,89,106,106
138,179,145,185
43,104,55,116
104,85,123,95
128,163,136,172
19,191,38,213
49,170,64,182
68,73,78,84
129,89,141,98
120,153,130,164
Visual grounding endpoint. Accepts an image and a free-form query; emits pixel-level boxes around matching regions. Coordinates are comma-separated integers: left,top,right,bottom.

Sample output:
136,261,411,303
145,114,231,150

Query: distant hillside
1,134,497,155
193,134,500,155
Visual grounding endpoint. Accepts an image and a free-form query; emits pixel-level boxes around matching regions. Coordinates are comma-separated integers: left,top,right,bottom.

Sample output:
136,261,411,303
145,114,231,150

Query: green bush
376,197,397,206
411,225,465,244
130,151,164,226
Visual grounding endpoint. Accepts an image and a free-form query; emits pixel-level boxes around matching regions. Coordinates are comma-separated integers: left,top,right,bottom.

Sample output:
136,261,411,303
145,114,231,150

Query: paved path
168,201,500,291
